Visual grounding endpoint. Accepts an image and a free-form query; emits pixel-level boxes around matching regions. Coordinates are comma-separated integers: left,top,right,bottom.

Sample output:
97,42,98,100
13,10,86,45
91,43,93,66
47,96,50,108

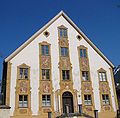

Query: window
62,70,70,80
19,68,28,79
61,47,68,57
84,95,92,105
42,95,51,106
41,45,49,55
102,94,110,105
59,28,67,38
99,72,107,81
82,71,89,81
42,69,50,80
80,49,87,58
19,95,28,108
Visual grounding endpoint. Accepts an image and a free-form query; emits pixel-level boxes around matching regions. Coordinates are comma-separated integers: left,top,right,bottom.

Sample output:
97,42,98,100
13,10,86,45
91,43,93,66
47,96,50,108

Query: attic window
77,35,82,41
43,31,50,37
58,25,68,38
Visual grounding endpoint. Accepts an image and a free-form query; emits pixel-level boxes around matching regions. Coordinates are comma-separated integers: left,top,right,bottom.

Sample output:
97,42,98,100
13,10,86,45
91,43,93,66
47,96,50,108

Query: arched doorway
62,91,74,113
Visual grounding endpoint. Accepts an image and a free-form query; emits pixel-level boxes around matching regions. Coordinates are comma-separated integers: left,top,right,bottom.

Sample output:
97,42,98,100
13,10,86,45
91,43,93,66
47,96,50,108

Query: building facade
2,11,118,118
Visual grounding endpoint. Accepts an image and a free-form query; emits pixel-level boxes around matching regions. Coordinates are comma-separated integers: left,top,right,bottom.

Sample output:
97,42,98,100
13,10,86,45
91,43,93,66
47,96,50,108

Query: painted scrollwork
42,82,50,93
59,39,69,47
80,58,89,71
19,81,28,94
41,56,51,69
99,82,110,93
60,57,71,70
82,82,92,93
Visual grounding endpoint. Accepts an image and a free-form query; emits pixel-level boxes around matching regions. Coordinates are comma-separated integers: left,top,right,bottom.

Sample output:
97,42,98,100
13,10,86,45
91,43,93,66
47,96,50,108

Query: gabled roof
5,11,114,67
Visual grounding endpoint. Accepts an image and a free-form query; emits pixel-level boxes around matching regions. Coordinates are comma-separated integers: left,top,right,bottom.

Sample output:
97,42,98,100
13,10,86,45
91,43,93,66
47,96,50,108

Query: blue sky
0,0,120,80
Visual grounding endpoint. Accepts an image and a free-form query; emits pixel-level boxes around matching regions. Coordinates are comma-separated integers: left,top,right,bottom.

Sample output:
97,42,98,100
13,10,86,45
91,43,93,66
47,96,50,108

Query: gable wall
9,15,116,116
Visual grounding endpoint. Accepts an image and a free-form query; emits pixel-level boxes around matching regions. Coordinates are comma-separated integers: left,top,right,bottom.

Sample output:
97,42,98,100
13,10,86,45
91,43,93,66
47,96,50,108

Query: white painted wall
9,15,116,116
0,109,10,118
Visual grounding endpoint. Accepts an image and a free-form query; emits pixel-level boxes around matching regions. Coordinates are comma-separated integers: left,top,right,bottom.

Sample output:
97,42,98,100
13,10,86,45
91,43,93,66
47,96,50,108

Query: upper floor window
62,70,70,80
19,95,28,108
61,47,68,57
99,72,107,82
102,94,110,105
59,28,67,38
41,45,49,55
84,95,92,105
42,95,51,106
42,69,50,80
19,68,28,79
80,49,87,58
82,71,89,81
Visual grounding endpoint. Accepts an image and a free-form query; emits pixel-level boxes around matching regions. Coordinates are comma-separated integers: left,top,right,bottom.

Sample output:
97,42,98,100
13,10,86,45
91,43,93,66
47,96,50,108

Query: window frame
19,68,29,79
99,72,107,82
84,94,92,106
82,71,89,81
62,70,70,80
80,49,87,58
42,69,50,80
42,95,51,107
41,45,49,56
102,94,110,105
19,95,28,108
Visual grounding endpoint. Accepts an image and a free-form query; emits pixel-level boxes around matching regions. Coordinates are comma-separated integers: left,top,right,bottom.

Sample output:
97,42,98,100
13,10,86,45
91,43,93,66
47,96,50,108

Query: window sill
18,107,28,109
18,78,29,80
42,106,51,108
41,79,51,81
84,104,92,106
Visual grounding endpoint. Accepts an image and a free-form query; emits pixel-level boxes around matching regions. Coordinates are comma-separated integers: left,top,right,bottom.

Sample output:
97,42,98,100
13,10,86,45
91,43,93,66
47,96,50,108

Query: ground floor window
102,94,110,105
84,94,92,105
19,95,28,108
42,95,51,106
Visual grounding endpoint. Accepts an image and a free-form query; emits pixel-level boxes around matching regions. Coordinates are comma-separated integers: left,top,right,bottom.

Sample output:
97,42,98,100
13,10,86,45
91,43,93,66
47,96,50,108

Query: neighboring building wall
4,14,117,118
0,106,10,118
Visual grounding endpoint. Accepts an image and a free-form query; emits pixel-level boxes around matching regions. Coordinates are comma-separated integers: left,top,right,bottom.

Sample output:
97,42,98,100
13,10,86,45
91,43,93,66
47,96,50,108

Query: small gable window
60,29,67,38
99,72,107,82
19,68,28,79
58,25,68,38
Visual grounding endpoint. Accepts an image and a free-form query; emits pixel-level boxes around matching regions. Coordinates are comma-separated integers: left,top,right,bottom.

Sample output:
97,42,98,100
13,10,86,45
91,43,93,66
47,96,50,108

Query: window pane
19,101,23,107
80,49,83,57
46,70,50,80
24,68,28,79
46,45,49,55
60,29,63,37
20,68,23,78
19,95,23,101
83,49,87,57
63,29,67,37
24,95,28,101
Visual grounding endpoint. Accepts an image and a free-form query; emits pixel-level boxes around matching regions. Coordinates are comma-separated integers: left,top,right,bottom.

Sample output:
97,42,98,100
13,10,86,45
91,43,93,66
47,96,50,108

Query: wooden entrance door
62,91,74,113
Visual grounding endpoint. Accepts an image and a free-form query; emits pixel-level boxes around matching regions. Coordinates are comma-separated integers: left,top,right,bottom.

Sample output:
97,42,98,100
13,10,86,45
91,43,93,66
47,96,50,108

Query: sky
0,0,120,80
